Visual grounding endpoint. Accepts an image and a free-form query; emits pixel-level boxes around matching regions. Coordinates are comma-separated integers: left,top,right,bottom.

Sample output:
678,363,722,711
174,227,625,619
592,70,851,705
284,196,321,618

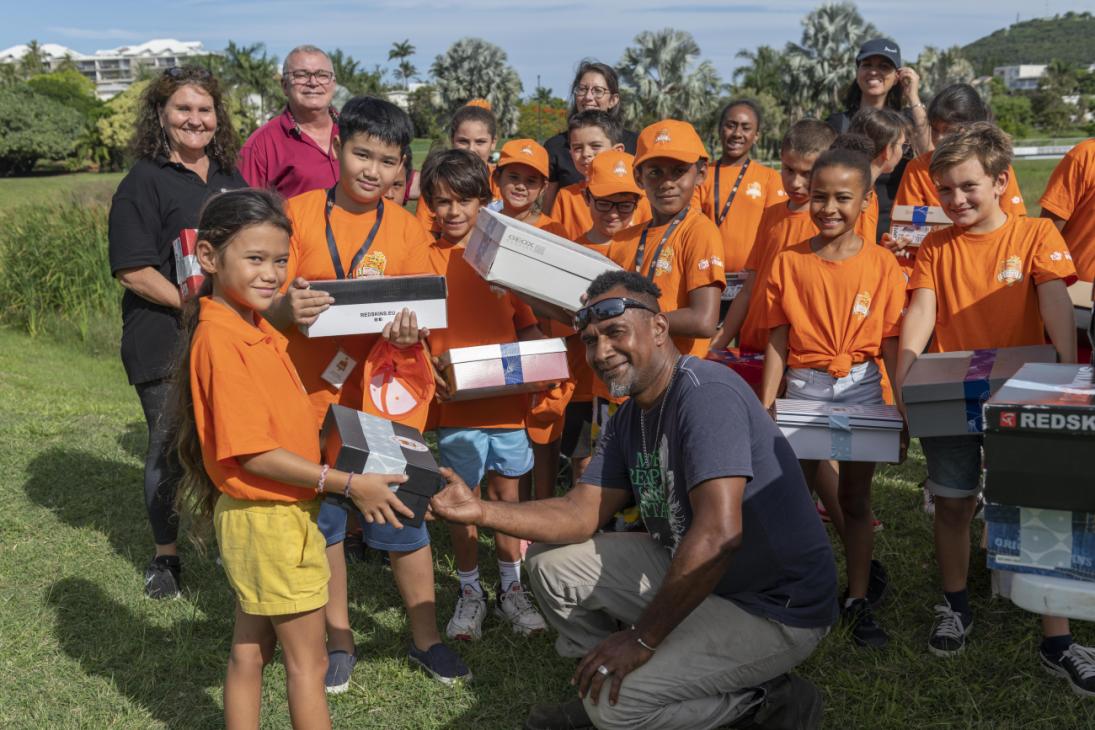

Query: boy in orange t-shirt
712,120,837,354
420,148,550,642
1041,137,1095,283
267,97,469,688
551,109,652,239
415,105,500,235
696,99,786,276
897,124,1084,670
762,147,906,650
492,138,566,235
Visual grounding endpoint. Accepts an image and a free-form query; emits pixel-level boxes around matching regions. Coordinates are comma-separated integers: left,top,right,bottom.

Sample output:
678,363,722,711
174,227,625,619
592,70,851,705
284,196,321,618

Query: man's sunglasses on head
574,297,657,330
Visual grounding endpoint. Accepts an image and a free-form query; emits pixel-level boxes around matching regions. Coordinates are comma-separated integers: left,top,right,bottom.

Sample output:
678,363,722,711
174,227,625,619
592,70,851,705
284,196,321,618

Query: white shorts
784,360,883,405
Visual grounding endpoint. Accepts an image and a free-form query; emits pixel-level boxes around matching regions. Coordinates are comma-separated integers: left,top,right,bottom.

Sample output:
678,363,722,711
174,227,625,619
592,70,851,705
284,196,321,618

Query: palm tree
616,28,723,129
328,49,362,87
783,1,878,117
733,46,786,98
389,40,416,90
914,46,976,99
221,41,280,120
429,38,523,133
20,40,46,79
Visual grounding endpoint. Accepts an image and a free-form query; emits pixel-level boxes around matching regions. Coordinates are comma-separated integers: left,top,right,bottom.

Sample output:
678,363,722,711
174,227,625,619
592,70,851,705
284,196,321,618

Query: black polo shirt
108,156,247,385
543,127,639,189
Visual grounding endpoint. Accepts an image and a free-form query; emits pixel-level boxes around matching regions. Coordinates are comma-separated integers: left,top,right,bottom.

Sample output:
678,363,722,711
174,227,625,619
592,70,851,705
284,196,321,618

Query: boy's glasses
591,199,638,214
574,85,609,100
288,69,335,85
574,297,657,330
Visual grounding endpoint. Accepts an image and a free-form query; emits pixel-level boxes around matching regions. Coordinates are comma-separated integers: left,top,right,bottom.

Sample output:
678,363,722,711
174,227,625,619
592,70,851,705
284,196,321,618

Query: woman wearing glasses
108,65,247,598
240,45,340,198
542,61,638,214
825,38,930,240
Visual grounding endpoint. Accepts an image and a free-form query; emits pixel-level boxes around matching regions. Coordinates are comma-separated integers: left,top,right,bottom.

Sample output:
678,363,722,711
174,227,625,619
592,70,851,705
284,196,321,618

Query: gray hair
282,45,331,75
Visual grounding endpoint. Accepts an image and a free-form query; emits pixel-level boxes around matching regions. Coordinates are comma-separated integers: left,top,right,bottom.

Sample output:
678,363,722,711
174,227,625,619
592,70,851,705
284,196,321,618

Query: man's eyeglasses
288,69,335,85
573,85,610,100
165,66,213,81
574,297,657,330
591,199,638,215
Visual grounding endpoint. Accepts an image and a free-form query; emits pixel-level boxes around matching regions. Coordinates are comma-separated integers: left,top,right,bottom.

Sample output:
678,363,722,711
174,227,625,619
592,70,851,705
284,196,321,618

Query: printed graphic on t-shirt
656,248,674,276
354,250,388,279
997,255,1024,286
631,436,689,554
745,182,763,199
852,291,872,318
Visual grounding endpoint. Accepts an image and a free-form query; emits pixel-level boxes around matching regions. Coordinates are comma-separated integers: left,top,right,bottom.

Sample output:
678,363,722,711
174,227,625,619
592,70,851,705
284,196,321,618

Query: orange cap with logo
586,150,642,198
634,119,709,167
496,138,550,179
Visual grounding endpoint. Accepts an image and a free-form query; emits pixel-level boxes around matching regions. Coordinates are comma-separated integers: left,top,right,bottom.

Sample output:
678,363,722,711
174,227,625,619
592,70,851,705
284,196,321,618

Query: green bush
0,201,121,354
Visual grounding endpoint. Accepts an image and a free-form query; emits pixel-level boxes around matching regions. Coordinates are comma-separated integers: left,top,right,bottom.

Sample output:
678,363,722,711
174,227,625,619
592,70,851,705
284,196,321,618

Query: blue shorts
920,434,984,498
316,499,430,552
438,427,533,489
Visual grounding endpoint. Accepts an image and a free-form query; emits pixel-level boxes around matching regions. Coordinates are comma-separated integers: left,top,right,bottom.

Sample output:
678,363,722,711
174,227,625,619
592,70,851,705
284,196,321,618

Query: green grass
0,172,124,212
4,324,1095,729
1013,159,1060,217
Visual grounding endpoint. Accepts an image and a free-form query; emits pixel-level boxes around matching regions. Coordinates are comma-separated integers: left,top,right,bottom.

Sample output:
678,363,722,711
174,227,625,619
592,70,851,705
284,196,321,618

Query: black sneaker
928,603,972,657
842,598,889,649
408,642,472,686
1040,643,1095,697
523,697,593,730
325,649,357,694
144,555,181,599
739,673,823,729
867,559,890,608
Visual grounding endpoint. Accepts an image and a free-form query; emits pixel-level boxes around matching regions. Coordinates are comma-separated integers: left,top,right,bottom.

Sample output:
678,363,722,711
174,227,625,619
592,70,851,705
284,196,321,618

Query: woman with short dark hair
108,65,247,598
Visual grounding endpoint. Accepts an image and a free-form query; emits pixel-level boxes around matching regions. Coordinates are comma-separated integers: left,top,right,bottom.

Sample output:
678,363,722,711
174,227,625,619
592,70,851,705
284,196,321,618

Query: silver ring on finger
596,665,610,676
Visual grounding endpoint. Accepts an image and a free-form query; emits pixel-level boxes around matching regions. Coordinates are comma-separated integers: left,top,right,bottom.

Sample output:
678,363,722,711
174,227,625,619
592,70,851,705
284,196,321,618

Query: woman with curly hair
107,65,248,599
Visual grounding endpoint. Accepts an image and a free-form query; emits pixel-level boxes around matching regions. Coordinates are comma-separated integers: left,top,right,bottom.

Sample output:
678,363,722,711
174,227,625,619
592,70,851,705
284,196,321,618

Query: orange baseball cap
496,138,550,178
634,119,709,167
586,150,642,198
466,98,492,110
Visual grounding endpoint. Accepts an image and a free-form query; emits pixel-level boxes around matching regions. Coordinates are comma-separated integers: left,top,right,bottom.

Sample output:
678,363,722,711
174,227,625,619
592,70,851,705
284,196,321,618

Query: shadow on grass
24,446,157,573
117,420,147,461
46,577,228,729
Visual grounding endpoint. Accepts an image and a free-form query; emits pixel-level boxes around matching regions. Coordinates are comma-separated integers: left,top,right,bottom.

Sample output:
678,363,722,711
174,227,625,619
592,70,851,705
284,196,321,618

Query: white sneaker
446,585,487,641
495,582,547,636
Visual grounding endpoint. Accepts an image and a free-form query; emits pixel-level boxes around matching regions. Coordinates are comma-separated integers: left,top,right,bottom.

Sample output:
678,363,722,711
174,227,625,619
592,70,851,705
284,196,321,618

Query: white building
0,39,211,99
993,64,1048,91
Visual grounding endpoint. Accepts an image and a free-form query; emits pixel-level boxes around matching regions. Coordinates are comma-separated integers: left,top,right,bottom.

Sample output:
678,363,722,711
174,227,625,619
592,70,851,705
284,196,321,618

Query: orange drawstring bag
361,339,436,432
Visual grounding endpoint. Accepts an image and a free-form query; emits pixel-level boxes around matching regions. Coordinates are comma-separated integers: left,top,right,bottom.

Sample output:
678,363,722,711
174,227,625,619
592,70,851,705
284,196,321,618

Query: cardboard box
300,276,448,338
888,205,951,248
320,404,443,527
172,228,203,301
983,363,1095,512
465,209,622,324
438,338,569,401
986,503,1095,582
775,399,903,462
1070,281,1092,332
902,345,1057,437
706,348,764,387
721,272,749,302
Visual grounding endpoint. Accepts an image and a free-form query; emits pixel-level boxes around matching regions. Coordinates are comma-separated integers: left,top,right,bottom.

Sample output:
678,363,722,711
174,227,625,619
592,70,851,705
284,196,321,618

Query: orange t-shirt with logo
909,215,1077,353
607,207,726,358
553,181,652,241
697,159,786,272
190,297,318,503
283,189,436,425
767,240,905,376
1040,138,1095,282
427,239,539,430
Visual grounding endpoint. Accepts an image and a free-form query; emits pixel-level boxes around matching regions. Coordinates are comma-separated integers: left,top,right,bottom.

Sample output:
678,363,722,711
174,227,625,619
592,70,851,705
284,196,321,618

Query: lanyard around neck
324,187,384,280
635,207,689,281
713,158,750,226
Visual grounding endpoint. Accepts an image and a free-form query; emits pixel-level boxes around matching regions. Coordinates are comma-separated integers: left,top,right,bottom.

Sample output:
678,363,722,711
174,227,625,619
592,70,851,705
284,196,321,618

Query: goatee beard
608,380,631,398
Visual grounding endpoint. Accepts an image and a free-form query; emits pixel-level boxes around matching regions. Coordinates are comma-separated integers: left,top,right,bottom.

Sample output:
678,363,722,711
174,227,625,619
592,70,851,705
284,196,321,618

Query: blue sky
4,0,1094,97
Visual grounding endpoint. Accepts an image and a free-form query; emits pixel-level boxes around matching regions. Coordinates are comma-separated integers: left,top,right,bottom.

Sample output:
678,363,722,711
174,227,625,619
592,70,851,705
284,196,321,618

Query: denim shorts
438,427,533,489
784,360,883,405
316,498,430,552
920,434,984,498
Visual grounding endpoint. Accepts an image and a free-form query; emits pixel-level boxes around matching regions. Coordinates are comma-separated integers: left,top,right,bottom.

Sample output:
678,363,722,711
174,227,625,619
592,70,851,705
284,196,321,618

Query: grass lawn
0,172,125,212
4,323,1095,729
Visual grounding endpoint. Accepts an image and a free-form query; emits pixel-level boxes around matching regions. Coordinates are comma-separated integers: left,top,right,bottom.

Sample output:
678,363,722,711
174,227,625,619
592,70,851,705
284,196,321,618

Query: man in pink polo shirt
239,44,340,197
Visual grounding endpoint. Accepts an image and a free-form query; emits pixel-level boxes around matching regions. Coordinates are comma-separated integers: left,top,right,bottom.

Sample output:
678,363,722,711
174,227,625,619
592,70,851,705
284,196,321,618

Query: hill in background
962,11,1095,75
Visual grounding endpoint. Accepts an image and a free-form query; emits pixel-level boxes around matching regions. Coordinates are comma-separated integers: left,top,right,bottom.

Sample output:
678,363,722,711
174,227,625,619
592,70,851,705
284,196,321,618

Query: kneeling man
431,270,837,730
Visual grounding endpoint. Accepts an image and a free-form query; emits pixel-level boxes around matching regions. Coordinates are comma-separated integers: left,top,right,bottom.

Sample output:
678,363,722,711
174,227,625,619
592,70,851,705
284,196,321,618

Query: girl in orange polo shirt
173,189,411,729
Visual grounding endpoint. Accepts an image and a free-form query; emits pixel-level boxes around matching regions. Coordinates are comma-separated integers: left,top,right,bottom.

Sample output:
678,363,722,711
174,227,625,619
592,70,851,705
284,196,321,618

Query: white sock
457,568,482,595
499,559,522,592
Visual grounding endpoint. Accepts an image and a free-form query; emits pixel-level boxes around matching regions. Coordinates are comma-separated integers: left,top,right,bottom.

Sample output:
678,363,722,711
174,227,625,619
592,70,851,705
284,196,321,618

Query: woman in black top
825,38,930,239
542,60,638,213
108,66,247,598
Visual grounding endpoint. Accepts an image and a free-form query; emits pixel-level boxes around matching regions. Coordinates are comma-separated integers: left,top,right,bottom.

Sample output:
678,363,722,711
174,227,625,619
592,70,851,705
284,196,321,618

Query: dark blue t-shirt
582,356,838,629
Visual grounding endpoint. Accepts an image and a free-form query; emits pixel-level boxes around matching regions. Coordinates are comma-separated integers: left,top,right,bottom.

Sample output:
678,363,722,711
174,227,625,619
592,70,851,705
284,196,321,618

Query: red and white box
437,338,570,401
706,348,764,387
172,228,203,301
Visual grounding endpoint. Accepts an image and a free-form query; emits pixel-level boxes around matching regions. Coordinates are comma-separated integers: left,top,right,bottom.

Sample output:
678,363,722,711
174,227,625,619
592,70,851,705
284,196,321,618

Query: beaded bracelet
316,464,330,494
343,472,354,499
